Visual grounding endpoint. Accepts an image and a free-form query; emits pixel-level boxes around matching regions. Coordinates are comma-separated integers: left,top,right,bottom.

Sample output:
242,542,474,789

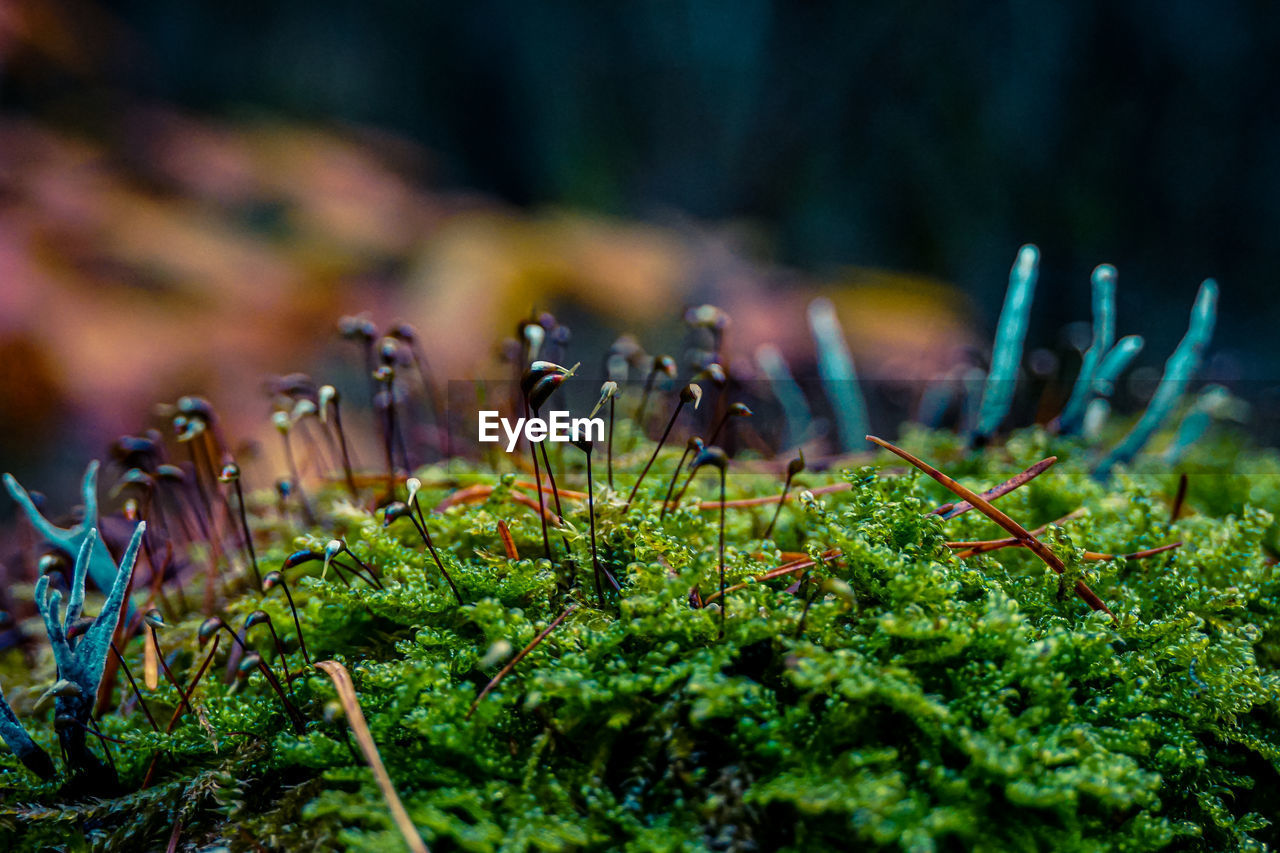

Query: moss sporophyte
2,247,1279,851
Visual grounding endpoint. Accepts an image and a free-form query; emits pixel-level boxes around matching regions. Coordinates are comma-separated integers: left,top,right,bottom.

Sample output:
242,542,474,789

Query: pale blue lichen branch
1095,280,1218,476
1092,335,1145,397
1058,264,1117,434
975,244,1039,440
4,461,123,594
807,297,868,452
754,343,812,449
1164,385,1231,465
33,523,145,780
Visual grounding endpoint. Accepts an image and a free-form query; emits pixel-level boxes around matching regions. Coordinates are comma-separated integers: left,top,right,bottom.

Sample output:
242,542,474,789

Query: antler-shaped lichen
974,244,1040,441
4,461,121,595
33,523,145,790
1058,265,1146,435
1095,279,1218,476
807,297,868,452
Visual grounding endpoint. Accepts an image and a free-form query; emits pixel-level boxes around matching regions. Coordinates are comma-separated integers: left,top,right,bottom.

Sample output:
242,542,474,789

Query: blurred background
1,0,1278,507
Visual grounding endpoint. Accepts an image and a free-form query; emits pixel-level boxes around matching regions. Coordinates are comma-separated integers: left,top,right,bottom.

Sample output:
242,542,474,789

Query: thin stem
410,496,464,605
217,626,306,733
109,642,159,732
466,605,578,719
626,400,686,511
585,448,604,607
539,440,567,525
530,425,553,561
379,384,397,504
278,581,311,666
659,444,695,520
232,478,261,586
260,618,292,683
281,431,316,526
330,398,359,501
717,469,726,639
763,470,796,539
340,545,384,590
606,396,615,489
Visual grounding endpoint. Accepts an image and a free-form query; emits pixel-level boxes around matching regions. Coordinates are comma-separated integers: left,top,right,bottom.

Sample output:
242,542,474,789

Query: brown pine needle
497,520,519,560
1085,542,1182,561
315,660,429,853
931,456,1057,518
433,484,560,523
866,435,1115,619
944,509,1088,556
467,605,577,720
951,540,1182,561
702,549,843,605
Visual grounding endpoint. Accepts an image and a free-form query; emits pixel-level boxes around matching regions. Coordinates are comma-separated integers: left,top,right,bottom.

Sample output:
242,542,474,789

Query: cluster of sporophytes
2,247,1278,851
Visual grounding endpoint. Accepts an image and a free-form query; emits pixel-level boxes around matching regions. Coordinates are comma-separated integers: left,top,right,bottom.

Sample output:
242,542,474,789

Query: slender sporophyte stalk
660,436,703,520
689,447,729,638
763,451,805,540
626,383,701,512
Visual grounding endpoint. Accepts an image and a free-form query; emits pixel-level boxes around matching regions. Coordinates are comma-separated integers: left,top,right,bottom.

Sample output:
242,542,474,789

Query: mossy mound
2,428,1279,851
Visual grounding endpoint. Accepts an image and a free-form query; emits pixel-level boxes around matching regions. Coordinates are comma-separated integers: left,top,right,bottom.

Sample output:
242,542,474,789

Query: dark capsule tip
787,452,806,478
156,464,187,482
120,468,154,487
218,462,241,483
245,610,270,628
520,361,571,399
38,553,68,575
382,502,411,526
144,608,165,628
691,447,729,472
178,396,215,420
527,373,568,412
262,571,283,591
679,384,703,406
389,322,417,342
283,549,322,569
237,651,263,675
378,336,402,365
338,314,377,341
198,617,224,642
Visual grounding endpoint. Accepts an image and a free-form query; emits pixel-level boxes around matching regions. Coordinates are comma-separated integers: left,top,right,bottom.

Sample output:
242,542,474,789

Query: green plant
1,250,1275,851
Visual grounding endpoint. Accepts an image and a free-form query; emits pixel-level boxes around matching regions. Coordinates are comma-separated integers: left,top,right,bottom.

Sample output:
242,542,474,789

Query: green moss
2,430,1279,852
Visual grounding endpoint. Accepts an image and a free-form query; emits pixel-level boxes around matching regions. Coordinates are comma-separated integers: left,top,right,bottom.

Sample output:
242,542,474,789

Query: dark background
65,0,1279,365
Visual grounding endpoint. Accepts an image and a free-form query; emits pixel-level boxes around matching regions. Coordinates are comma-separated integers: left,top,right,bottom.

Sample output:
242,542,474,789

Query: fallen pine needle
931,456,1057,518
866,435,1115,620
703,549,843,605
316,660,429,853
497,520,519,559
468,605,577,720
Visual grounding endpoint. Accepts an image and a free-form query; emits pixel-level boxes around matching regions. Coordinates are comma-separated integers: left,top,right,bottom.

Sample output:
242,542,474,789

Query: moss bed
0,421,1277,852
